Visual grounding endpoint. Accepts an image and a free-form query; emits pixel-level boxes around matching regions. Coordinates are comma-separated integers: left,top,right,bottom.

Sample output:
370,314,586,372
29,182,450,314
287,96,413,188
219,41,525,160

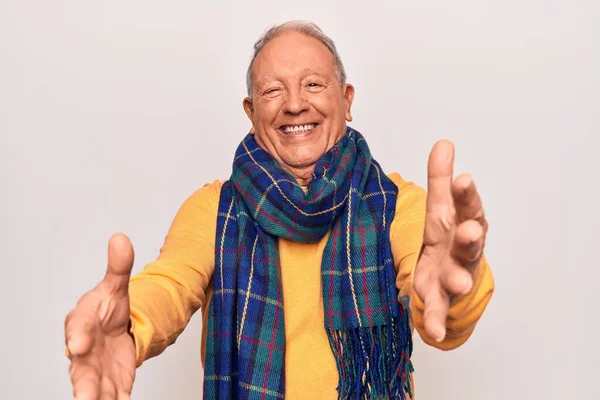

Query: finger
65,298,98,357
451,219,484,268
100,376,117,400
423,283,450,342
103,233,134,292
452,173,486,226
440,264,473,296
71,362,100,400
426,140,455,209
117,391,131,400
424,140,456,245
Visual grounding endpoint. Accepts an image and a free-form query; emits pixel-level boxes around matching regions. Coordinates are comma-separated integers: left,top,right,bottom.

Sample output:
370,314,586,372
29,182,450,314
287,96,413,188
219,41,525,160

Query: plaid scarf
203,127,413,399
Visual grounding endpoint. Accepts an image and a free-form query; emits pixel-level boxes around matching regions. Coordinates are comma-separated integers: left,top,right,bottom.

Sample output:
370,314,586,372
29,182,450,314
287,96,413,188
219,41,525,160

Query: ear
342,84,355,122
243,97,256,134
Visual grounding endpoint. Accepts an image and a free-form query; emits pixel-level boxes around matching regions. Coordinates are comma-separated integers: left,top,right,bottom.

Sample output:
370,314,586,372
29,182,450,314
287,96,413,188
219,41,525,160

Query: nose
283,87,309,115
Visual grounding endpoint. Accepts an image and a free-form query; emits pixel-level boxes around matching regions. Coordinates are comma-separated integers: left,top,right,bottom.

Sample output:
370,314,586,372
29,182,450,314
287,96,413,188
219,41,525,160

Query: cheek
310,94,344,121
255,99,282,126
252,103,284,152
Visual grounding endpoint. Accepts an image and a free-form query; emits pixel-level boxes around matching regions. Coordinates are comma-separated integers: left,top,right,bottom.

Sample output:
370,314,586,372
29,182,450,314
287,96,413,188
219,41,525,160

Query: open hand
64,234,136,399
413,140,488,343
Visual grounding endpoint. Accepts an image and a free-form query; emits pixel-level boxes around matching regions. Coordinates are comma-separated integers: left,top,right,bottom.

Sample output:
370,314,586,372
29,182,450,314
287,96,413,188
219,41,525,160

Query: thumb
103,233,134,292
426,139,455,210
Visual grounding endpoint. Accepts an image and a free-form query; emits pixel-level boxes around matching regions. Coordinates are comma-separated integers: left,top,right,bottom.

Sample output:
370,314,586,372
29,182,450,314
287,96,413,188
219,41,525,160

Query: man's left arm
389,173,495,350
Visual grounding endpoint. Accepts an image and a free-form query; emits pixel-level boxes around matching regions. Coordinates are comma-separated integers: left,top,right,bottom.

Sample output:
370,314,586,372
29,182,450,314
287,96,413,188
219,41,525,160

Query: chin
292,147,328,165
287,157,320,170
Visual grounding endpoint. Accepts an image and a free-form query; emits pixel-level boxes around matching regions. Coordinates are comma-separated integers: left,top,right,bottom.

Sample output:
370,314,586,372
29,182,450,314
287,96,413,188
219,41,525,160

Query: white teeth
282,124,316,134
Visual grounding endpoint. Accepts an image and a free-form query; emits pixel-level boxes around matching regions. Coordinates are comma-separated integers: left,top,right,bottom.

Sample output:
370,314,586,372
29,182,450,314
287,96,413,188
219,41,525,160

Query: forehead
251,31,336,81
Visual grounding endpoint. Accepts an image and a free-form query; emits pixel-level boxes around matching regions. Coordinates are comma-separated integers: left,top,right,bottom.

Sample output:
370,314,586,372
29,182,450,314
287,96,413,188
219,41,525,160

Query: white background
1,1,598,399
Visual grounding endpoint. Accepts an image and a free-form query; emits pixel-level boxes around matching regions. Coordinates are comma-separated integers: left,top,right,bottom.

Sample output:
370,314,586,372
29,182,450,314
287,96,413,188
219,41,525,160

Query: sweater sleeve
128,180,222,367
389,173,494,350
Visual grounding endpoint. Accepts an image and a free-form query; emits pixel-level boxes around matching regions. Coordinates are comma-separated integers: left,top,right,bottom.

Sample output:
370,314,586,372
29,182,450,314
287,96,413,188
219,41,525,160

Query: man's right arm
128,180,222,367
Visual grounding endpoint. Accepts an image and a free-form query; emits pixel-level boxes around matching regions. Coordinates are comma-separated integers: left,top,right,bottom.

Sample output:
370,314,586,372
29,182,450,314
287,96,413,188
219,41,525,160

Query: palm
66,234,137,399
94,328,136,396
413,140,487,342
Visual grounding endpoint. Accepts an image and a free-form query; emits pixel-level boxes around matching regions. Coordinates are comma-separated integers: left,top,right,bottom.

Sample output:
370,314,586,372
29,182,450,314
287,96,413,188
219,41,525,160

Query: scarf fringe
326,313,414,400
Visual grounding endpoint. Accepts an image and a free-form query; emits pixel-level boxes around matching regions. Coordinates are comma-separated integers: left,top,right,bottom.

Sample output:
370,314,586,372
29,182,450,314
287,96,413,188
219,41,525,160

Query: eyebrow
255,68,330,86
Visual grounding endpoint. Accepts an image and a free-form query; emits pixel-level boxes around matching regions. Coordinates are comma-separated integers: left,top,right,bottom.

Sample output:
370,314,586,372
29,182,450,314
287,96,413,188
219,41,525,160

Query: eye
306,82,325,92
264,88,281,95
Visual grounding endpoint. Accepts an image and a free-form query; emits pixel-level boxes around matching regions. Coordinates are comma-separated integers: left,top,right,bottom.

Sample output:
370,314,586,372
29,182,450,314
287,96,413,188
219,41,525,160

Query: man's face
243,31,355,185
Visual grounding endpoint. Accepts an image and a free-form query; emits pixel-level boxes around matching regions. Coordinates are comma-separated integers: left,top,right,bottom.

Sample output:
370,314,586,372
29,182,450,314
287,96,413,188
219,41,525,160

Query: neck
296,177,311,186
286,166,313,187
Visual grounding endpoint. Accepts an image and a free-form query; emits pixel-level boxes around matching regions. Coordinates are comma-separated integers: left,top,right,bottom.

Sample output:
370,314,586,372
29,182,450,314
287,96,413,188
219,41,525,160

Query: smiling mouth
279,123,318,135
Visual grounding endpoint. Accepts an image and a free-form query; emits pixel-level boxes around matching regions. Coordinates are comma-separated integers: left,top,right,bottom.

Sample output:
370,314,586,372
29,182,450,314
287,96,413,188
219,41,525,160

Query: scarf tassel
326,313,414,400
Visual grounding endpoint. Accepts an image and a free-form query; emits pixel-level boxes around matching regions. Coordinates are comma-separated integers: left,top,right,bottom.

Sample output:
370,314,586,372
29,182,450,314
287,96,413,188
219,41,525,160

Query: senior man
65,21,494,400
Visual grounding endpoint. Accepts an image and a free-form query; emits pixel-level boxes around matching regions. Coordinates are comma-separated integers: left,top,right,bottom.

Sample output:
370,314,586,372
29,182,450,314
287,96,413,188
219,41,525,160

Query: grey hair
246,21,347,97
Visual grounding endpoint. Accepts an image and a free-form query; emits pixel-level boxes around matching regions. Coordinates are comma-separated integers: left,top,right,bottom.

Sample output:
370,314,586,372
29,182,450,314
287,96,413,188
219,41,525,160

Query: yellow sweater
129,173,494,399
